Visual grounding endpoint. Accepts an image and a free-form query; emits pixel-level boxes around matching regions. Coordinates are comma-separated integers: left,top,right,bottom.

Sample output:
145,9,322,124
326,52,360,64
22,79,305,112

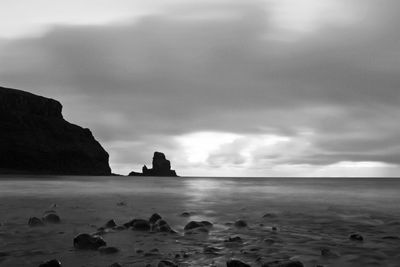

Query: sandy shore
1,177,400,266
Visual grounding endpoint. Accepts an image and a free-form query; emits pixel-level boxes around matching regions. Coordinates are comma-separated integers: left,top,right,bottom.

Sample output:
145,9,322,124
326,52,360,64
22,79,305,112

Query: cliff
129,152,178,177
0,86,111,175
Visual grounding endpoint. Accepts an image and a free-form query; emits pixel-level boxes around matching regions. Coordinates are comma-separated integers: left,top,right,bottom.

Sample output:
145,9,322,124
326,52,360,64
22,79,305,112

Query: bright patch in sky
176,132,240,163
266,0,355,39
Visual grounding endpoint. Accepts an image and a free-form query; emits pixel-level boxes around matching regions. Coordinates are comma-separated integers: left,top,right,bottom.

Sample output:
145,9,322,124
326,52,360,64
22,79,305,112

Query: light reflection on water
1,176,400,214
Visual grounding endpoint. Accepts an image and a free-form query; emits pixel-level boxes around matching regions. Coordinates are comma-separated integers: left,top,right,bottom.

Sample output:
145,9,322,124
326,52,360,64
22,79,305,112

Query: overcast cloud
1,0,400,176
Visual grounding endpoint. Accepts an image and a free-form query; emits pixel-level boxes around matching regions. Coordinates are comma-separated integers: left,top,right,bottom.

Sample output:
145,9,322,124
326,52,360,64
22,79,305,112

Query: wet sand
0,176,400,266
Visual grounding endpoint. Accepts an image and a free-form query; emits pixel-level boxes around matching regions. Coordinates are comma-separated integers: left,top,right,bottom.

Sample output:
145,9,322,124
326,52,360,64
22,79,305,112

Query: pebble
226,259,251,267
38,259,61,267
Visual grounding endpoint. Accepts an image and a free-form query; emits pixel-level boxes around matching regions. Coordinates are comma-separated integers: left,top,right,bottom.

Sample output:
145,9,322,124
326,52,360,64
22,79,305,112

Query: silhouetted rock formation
0,86,111,175
129,152,178,177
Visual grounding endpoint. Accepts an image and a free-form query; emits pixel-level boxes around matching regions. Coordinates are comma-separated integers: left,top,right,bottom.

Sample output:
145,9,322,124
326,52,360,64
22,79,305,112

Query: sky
1,0,400,177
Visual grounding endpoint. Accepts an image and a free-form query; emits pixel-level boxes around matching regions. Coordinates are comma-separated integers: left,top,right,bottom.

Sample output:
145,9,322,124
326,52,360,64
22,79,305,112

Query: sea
0,176,399,266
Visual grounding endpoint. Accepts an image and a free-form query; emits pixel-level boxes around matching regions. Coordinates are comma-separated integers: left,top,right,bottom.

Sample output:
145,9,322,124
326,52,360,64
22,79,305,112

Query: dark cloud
1,0,400,175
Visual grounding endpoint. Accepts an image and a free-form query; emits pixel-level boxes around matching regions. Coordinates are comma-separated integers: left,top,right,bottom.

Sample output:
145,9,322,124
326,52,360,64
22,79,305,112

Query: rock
149,213,162,224
184,221,213,231
99,246,119,254
103,219,117,228
261,260,304,267
38,259,62,267
234,220,247,228
42,213,60,224
113,225,126,231
153,219,176,233
180,212,192,217
129,152,178,177
131,219,151,231
73,233,106,250
321,248,340,258
262,213,277,218
158,260,178,267
109,263,122,267
349,233,364,241
226,259,251,267
0,86,111,175
28,217,44,227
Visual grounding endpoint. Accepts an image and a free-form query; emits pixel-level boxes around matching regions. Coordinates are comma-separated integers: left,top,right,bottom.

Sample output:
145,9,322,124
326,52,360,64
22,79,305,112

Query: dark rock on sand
131,219,151,231
262,260,304,267
184,221,213,231
158,260,178,267
129,152,178,177
103,219,117,229
0,86,111,175
42,213,60,224
109,263,122,267
262,213,277,218
149,213,162,224
234,220,248,228
99,246,120,254
349,233,364,241
38,259,62,267
153,219,176,233
73,233,106,250
227,259,251,267
321,248,340,258
28,217,44,227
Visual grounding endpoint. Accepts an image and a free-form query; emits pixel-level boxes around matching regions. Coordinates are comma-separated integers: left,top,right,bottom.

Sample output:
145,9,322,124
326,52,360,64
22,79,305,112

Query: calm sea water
1,176,400,267
1,176,399,214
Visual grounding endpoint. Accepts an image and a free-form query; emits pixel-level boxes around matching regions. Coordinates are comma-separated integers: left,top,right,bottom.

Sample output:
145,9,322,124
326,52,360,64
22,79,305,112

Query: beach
0,176,400,267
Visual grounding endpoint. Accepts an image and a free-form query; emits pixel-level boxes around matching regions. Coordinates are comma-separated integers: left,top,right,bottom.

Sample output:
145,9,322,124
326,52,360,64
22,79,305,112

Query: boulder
184,221,213,231
227,259,251,267
103,219,117,229
349,233,363,241
153,219,176,233
42,213,60,224
321,248,340,258
129,152,178,177
131,219,151,231
0,86,111,175
149,213,162,224
73,233,106,250
234,220,247,228
38,259,62,267
28,217,44,227
158,260,178,267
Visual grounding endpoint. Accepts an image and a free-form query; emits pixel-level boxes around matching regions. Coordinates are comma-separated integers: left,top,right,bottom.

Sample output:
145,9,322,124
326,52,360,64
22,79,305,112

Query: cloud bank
1,0,400,176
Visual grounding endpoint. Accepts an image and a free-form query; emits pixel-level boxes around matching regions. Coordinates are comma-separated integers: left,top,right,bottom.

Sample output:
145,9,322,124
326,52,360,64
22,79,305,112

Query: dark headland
129,151,178,177
0,86,111,175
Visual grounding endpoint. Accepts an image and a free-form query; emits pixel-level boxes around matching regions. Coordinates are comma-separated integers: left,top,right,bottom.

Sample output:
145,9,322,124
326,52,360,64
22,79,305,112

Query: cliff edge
0,86,111,175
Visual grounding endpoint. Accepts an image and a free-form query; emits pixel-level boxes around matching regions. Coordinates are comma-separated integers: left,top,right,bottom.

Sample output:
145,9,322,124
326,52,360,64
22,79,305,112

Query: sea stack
0,86,111,175
129,152,178,177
